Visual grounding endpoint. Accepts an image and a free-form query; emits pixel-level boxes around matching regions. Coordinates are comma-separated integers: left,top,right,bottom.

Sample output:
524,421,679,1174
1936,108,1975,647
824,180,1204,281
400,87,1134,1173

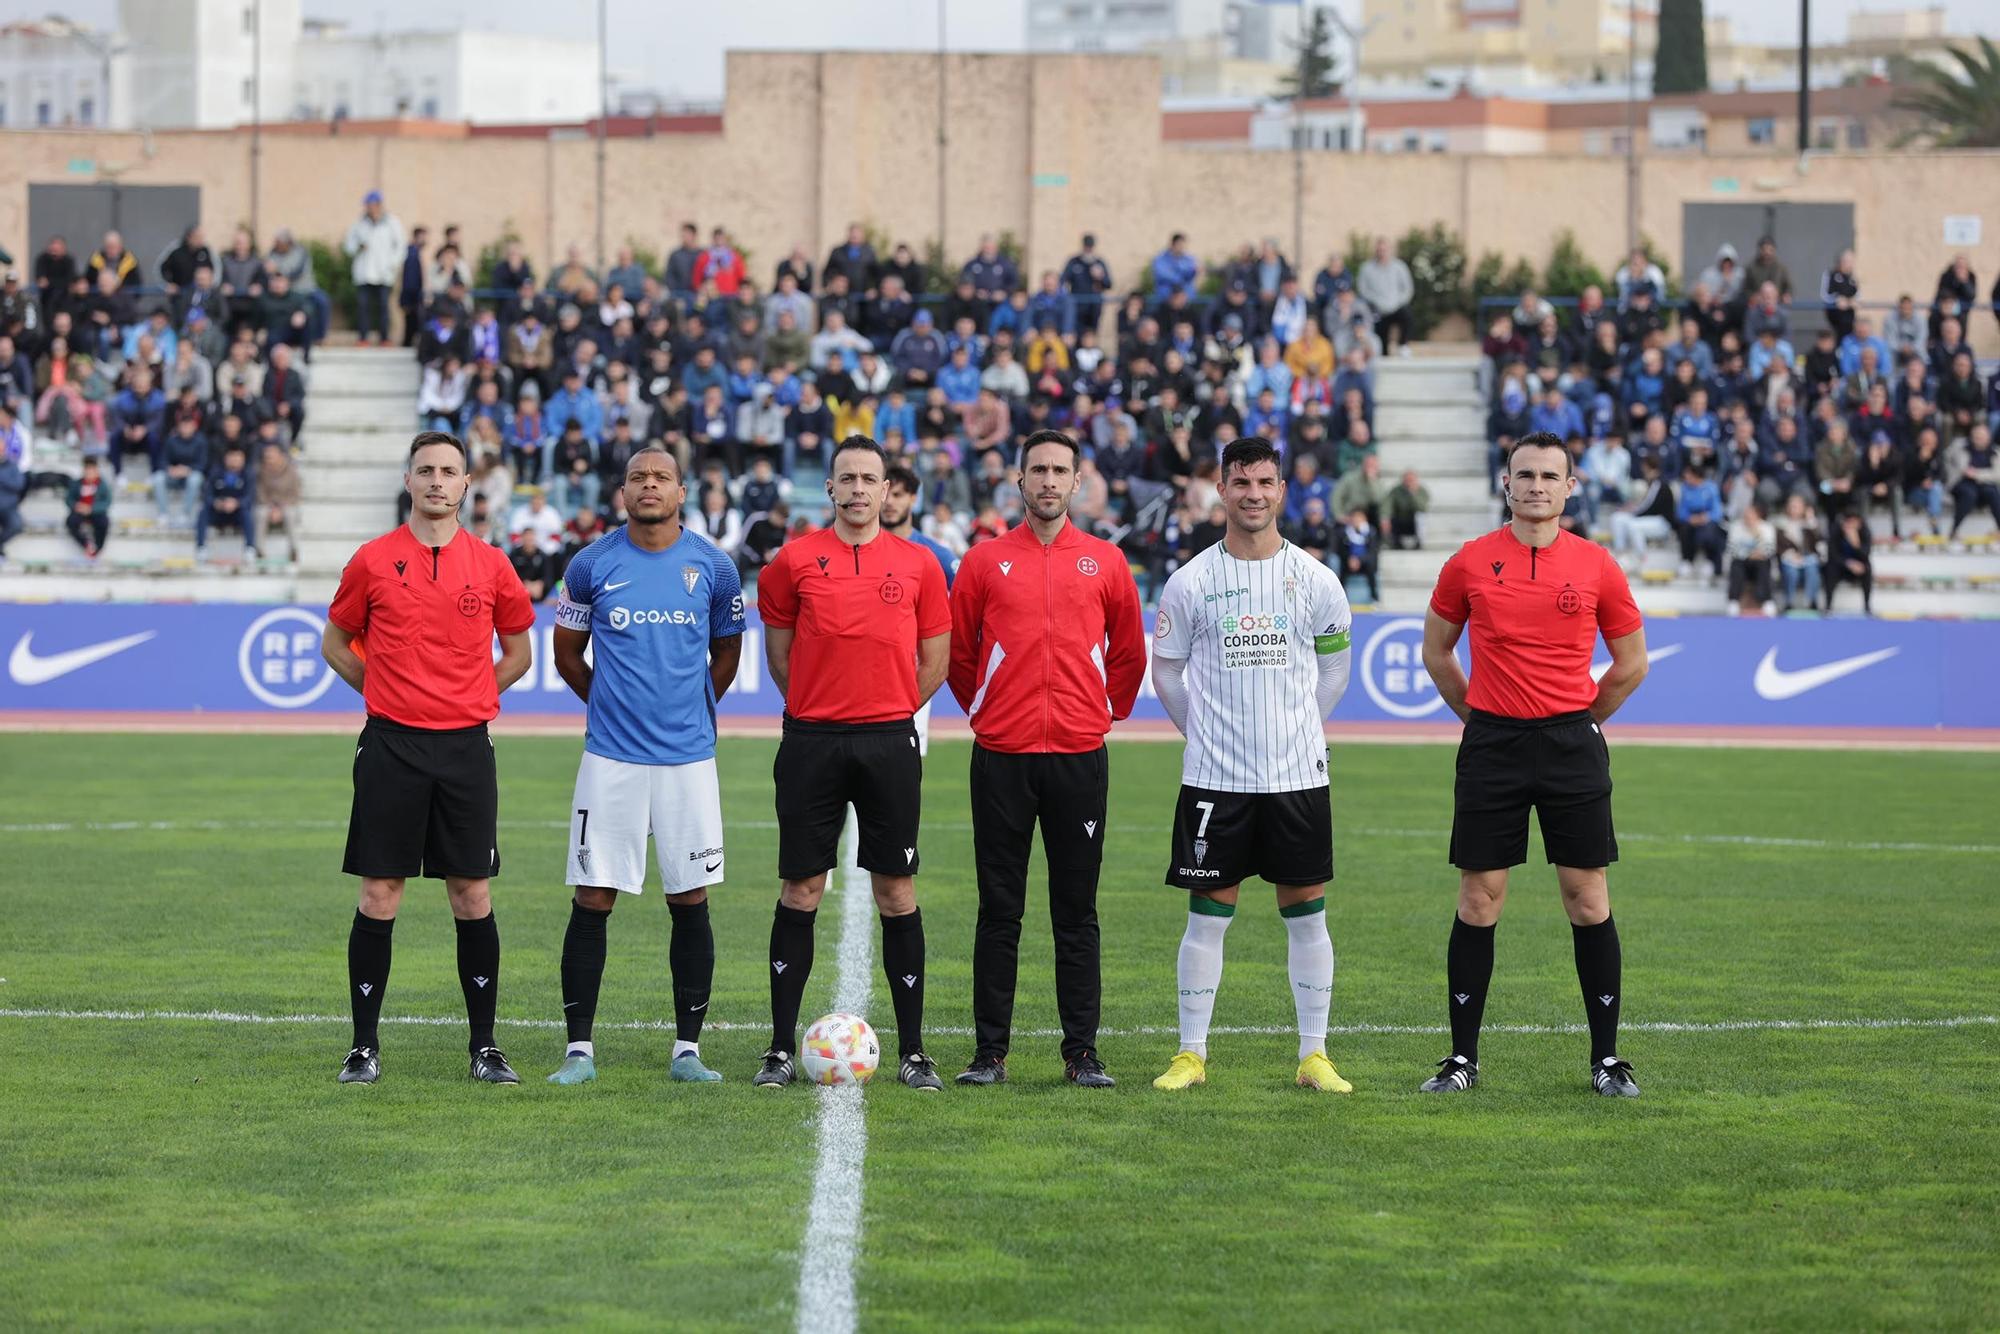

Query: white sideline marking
2,816,1996,857
795,811,871,1334
0,1008,1990,1042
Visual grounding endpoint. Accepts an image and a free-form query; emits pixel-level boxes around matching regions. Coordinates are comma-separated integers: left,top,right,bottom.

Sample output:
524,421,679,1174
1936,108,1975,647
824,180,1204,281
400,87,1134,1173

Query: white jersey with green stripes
1153,539,1352,794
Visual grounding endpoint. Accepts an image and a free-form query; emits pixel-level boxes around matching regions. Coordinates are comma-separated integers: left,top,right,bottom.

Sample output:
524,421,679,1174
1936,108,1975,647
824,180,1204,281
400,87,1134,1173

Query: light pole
250,0,263,240
1624,0,1639,254
1323,9,1379,155
596,0,608,274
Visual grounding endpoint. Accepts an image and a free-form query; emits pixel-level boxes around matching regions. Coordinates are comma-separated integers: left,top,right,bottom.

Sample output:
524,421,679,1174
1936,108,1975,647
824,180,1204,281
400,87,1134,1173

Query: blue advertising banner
2,602,1994,729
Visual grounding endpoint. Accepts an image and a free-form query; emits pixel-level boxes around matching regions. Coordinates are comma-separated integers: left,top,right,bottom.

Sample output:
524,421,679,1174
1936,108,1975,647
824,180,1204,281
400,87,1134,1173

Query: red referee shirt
327,525,536,730
756,526,951,724
1429,528,1643,719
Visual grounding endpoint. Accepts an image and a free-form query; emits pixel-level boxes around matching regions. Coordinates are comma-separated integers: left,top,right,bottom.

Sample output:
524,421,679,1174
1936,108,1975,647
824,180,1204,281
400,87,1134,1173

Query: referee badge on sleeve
1155,609,1172,638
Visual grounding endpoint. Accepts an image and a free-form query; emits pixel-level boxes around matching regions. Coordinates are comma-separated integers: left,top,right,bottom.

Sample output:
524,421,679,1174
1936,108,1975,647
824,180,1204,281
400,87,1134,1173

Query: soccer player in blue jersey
545,446,746,1085
884,464,958,756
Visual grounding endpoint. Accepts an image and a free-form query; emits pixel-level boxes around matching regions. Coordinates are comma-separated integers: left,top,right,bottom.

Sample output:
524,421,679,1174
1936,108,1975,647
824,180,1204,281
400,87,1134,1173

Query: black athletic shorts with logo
1165,784,1333,890
342,715,501,880
774,715,923,879
1449,708,1618,871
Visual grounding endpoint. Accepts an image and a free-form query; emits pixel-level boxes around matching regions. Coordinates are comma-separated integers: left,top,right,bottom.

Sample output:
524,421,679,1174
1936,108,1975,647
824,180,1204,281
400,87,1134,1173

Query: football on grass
801,1012,880,1086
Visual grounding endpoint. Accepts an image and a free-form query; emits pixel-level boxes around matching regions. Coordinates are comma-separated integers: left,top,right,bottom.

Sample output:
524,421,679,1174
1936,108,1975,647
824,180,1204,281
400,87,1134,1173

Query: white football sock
1176,902,1234,1059
567,1040,594,1059
672,1040,700,1060
1283,903,1335,1060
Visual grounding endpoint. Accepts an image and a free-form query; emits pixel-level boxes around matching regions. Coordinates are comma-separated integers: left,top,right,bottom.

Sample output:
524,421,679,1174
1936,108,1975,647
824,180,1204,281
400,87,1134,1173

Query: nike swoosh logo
1752,646,1900,701
1588,642,1682,684
8,631,158,686
689,1002,708,1012
705,859,722,873
604,579,632,592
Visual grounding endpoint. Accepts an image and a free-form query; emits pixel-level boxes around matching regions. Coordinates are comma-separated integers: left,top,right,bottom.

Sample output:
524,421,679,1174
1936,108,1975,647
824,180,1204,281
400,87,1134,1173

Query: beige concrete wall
2,52,1993,321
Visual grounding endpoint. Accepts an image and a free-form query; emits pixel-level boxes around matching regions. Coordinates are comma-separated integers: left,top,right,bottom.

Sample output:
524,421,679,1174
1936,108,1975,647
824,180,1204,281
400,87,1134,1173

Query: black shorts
774,716,923,880
343,716,501,880
1165,784,1333,890
1450,709,1617,871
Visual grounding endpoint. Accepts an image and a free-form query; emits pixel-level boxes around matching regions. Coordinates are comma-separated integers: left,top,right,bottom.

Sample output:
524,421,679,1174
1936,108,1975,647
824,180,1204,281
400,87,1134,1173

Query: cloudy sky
10,0,1992,102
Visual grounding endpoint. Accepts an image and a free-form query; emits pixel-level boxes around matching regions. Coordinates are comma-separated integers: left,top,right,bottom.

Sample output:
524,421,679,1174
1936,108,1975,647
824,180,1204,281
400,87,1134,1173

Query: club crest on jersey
880,579,905,604
1557,585,1582,615
457,592,481,617
1076,556,1099,576
1192,837,1208,866
682,565,701,595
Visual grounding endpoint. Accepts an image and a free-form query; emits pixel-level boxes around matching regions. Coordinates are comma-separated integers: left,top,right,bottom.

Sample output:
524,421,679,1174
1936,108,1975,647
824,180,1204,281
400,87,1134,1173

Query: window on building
1747,116,1774,144
78,96,94,125
1686,123,1706,148
1846,120,1868,149
1427,131,1447,152
1814,121,1837,150
1610,131,1631,153
36,99,51,126
1402,131,1420,151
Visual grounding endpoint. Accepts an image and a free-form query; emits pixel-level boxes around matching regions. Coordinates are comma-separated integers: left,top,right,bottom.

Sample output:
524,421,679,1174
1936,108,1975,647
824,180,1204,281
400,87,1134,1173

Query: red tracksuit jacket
948,519,1147,753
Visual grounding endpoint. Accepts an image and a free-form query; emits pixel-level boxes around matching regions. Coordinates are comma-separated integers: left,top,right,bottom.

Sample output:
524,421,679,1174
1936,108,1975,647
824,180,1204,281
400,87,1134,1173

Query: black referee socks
880,908,926,1057
769,902,817,1054
560,900,611,1045
1446,914,1496,1063
668,898,715,1044
455,912,501,1054
347,909,394,1050
1572,915,1622,1065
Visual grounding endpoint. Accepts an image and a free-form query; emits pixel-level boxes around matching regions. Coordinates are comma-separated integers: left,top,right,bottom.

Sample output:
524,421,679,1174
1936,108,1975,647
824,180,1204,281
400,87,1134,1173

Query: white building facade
1028,0,1300,63
0,19,129,129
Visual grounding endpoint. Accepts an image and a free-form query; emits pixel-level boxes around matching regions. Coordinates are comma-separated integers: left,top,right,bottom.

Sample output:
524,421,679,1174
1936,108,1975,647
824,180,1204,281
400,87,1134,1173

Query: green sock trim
1188,895,1236,918
1278,898,1327,918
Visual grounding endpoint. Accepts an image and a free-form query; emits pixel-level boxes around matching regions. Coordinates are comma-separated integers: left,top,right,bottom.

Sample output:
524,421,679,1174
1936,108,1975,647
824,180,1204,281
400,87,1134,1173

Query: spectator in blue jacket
1675,461,1726,575
987,290,1034,341
1152,233,1198,302
1061,235,1112,334
1836,314,1893,379
1663,317,1715,379
680,344,727,403
1283,451,1334,525
196,441,257,558
937,344,981,411
153,413,208,525
1027,271,1076,339
1621,345,1668,428
1756,413,1815,510
889,309,946,385
961,236,1019,305
1530,383,1585,441
543,367,604,444
109,366,167,476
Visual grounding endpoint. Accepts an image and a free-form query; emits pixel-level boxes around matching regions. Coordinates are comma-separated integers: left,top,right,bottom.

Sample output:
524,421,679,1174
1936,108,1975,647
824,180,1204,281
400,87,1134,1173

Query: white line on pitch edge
0,1007,1991,1041
794,811,871,1334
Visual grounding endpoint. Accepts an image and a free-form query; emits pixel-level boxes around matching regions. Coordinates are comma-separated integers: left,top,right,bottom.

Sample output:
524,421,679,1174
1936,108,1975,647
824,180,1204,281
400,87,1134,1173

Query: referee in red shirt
320,431,537,1086
1420,431,1651,1098
946,429,1146,1088
752,436,952,1090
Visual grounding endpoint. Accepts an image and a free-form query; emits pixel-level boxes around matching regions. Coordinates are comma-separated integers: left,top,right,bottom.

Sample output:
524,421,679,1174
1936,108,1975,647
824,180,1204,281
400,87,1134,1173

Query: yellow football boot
1295,1050,1353,1093
1152,1050,1207,1090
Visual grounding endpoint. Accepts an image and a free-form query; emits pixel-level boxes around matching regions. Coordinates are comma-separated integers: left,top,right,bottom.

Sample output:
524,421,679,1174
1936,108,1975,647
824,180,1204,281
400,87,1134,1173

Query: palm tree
1892,38,2000,148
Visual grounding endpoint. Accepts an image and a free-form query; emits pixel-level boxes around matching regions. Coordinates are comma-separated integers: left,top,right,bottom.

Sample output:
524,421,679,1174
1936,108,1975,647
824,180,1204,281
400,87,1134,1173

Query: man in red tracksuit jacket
947,428,1147,1088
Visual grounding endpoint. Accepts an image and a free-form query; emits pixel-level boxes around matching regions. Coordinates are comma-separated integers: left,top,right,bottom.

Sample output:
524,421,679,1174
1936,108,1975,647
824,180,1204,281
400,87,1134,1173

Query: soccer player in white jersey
545,447,746,1085
1149,437,1356,1092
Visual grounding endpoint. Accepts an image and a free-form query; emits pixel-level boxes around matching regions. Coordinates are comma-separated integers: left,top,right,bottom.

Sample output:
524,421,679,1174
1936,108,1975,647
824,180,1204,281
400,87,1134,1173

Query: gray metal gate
28,182,203,293
1681,202,1855,341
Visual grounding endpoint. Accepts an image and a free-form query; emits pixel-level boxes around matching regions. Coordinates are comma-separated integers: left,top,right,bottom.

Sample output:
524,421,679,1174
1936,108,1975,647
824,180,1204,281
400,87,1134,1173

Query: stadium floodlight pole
250,0,263,241
1623,0,1638,255
596,0,608,275
1322,9,1378,155
937,0,948,272
1796,0,1811,156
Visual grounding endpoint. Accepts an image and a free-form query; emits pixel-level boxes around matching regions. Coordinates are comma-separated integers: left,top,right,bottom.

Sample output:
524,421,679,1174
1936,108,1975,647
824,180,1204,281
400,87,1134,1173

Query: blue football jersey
556,527,745,766
911,531,960,589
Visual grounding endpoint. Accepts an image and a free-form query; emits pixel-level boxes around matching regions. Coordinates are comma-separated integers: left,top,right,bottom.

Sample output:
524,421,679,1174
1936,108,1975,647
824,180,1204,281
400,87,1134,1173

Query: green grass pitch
1,732,1995,1329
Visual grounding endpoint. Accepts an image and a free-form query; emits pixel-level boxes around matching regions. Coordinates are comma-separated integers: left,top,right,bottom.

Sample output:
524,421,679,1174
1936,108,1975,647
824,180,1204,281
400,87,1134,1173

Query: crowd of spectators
1480,236,2000,613
383,205,1432,604
0,224,316,564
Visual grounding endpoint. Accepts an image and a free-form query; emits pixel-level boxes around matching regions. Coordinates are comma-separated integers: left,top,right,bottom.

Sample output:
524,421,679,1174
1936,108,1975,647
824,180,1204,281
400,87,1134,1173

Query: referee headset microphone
1500,430,1575,520
406,430,471,519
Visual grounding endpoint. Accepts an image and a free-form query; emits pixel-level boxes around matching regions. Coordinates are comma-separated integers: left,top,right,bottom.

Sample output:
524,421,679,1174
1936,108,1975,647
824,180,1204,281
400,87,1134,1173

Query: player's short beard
630,493,673,526
881,493,912,529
